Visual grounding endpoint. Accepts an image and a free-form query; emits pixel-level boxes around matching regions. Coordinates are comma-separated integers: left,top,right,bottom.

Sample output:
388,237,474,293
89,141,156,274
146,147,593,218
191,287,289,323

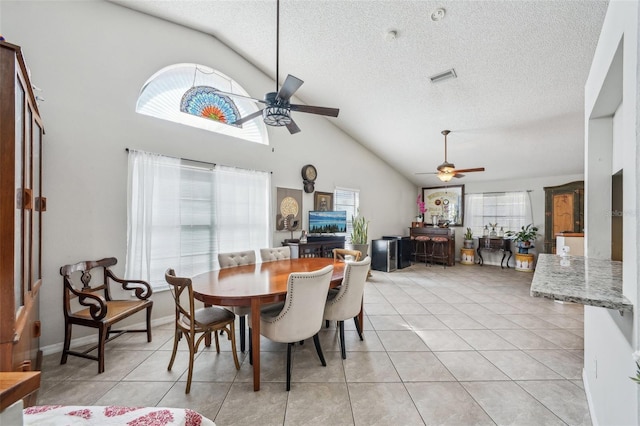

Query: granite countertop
531,254,633,312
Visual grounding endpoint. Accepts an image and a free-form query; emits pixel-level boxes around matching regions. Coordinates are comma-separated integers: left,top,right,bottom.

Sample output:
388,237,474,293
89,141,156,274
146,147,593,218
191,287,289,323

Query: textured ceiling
110,0,609,185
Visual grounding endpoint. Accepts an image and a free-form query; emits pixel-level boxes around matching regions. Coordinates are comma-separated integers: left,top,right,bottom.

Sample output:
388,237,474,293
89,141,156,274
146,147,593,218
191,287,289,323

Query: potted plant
463,227,474,249
506,223,539,254
346,210,369,258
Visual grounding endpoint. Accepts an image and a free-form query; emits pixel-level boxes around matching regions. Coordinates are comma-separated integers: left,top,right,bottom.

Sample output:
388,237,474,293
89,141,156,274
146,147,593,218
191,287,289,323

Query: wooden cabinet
0,41,45,377
543,181,584,254
285,236,345,258
409,227,455,266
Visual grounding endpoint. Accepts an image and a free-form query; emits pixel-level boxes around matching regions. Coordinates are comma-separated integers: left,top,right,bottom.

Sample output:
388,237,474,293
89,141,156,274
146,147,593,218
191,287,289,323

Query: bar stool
414,235,431,266
430,236,449,268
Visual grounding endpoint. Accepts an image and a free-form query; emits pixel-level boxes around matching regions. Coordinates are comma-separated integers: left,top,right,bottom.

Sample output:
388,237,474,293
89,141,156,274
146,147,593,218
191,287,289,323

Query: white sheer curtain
214,165,271,254
464,191,533,236
125,150,270,289
126,150,181,288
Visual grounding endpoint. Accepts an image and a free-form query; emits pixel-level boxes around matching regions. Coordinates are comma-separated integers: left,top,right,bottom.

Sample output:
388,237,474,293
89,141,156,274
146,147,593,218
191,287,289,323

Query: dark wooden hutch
0,41,45,385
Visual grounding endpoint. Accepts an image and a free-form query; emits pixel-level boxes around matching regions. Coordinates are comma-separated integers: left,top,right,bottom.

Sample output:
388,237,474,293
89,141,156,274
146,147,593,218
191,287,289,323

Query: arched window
136,64,268,145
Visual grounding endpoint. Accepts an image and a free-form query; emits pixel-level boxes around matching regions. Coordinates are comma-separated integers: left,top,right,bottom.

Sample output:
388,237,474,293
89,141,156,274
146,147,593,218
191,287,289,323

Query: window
465,191,532,236
334,187,360,239
136,64,268,145
125,150,270,289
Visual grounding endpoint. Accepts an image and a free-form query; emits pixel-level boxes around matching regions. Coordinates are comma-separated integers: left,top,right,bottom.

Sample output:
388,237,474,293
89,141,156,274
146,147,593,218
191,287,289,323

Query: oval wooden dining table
191,257,353,391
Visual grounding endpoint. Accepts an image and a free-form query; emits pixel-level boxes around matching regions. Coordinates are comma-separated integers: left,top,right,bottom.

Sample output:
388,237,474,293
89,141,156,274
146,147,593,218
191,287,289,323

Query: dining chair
259,246,291,262
332,248,362,262
323,257,371,358
325,248,362,328
60,257,153,373
165,268,240,393
258,265,334,391
217,250,256,353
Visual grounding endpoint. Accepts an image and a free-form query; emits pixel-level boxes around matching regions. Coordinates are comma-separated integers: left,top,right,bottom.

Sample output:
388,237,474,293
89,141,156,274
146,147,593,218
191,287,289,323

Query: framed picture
275,187,302,232
422,185,464,226
314,191,333,211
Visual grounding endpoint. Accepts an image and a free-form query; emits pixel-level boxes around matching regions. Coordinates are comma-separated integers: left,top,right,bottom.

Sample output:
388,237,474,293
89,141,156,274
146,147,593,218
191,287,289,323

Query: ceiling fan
416,130,485,182
216,0,339,134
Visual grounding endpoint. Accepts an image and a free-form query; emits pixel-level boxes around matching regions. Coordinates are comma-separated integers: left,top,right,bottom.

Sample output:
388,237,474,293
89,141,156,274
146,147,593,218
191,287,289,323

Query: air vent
429,68,457,83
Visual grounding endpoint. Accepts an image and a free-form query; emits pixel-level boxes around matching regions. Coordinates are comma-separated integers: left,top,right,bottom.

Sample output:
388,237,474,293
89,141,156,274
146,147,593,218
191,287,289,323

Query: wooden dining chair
218,250,256,353
165,268,240,394
259,246,291,262
258,265,334,391
323,257,371,358
60,257,153,373
332,248,362,262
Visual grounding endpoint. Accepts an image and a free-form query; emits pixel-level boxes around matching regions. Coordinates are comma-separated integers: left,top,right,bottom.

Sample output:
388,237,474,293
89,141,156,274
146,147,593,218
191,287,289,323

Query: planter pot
515,253,535,272
460,248,475,265
463,239,474,249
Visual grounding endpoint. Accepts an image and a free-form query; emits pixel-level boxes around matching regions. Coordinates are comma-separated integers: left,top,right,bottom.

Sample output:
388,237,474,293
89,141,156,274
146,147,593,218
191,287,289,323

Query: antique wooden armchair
60,257,153,373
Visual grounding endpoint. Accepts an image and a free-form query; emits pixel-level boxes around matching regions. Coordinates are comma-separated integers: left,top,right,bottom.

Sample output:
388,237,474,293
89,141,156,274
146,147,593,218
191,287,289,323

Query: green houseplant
346,210,369,258
463,227,474,249
506,223,538,253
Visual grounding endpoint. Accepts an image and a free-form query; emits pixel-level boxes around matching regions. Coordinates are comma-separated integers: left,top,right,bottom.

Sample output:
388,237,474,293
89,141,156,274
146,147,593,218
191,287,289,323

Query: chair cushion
431,236,448,242
415,236,430,241
182,306,234,327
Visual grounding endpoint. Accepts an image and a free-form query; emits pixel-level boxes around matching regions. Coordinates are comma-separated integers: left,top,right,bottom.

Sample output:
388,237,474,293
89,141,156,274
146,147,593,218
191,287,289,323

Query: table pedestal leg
251,298,261,391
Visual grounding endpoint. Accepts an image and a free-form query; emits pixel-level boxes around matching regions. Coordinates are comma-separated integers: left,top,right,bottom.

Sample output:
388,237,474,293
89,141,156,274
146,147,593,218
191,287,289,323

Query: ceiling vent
429,68,457,83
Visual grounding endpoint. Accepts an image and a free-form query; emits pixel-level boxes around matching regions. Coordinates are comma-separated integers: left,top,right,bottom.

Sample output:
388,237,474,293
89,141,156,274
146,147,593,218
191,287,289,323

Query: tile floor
38,263,591,425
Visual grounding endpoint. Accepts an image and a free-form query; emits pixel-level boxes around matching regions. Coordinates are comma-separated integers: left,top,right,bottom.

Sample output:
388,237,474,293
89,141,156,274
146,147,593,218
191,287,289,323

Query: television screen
309,210,347,234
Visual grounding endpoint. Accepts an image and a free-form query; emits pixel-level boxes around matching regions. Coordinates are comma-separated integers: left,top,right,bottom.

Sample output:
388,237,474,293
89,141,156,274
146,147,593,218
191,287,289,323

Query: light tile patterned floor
38,263,591,425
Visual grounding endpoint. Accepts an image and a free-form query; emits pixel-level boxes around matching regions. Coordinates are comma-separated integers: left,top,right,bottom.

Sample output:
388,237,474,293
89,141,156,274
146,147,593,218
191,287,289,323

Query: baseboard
40,315,174,357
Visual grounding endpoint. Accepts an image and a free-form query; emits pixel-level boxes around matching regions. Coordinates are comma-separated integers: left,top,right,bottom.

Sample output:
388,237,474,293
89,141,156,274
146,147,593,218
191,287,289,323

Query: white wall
1,1,416,350
583,0,639,424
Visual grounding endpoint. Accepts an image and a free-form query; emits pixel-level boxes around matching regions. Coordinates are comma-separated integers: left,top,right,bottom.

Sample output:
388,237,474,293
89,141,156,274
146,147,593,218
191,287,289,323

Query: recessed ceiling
109,0,609,185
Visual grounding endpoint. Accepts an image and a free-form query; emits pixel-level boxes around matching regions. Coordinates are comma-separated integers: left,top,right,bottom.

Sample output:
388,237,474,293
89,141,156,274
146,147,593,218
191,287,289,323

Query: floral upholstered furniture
23,405,215,425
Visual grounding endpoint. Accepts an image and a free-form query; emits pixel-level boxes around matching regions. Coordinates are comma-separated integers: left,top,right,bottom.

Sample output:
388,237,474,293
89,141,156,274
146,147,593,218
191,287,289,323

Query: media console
284,235,345,258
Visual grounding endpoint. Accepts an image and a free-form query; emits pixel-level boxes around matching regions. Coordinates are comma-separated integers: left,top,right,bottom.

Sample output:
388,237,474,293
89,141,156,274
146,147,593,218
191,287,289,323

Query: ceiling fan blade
415,172,438,175
234,109,264,126
286,119,301,134
453,174,465,178
290,104,340,117
453,167,485,173
277,74,304,102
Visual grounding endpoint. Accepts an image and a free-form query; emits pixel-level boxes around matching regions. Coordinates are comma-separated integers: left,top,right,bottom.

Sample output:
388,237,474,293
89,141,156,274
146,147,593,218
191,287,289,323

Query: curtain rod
465,190,533,195
125,148,272,174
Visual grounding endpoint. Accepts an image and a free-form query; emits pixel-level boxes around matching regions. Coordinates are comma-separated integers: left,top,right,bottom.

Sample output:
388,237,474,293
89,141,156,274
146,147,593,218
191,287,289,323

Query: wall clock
301,164,317,193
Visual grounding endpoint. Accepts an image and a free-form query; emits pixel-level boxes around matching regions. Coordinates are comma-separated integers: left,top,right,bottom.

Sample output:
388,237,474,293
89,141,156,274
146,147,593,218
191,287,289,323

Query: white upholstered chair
323,257,371,359
258,265,333,391
165,268,240,393
217,250,256,352
259,246,291,262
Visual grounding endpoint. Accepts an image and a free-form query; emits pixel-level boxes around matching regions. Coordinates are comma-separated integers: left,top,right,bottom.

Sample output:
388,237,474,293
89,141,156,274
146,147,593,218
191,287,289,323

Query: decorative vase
483,225,489,237
431,215,439,228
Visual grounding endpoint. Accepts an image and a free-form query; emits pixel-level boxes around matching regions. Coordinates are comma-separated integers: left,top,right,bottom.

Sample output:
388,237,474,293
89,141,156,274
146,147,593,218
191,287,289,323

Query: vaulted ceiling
110,0,608,185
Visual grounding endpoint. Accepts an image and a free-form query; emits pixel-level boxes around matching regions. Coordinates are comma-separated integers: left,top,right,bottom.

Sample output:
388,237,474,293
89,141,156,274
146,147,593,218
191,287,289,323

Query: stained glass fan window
136,64,268,145
180,86,241,127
